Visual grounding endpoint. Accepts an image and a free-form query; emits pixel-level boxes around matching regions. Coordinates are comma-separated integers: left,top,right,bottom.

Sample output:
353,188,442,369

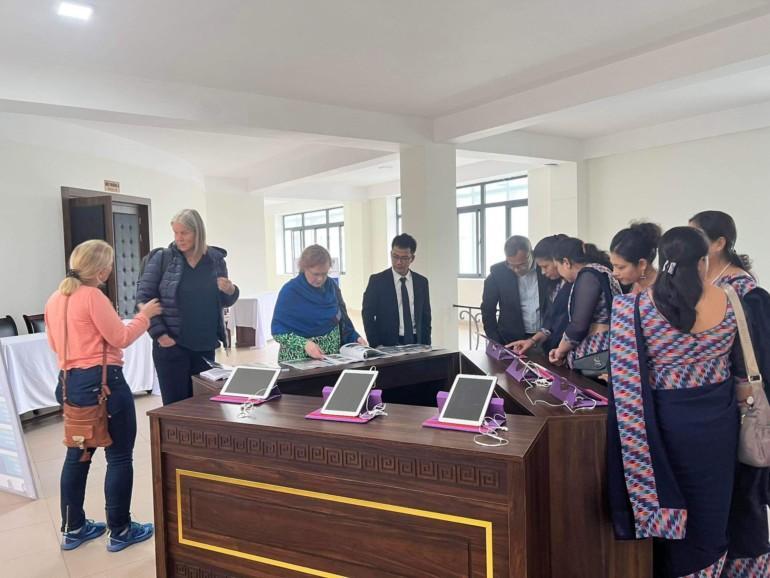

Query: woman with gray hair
136,208,239,405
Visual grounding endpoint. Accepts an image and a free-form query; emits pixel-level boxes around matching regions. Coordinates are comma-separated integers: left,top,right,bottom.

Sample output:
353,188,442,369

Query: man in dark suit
362,234,431,347
481,235,552,347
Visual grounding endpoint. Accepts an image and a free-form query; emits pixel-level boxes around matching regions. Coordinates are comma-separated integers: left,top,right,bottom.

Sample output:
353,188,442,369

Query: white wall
0,138,205,332
204,182,267,297
262,197,390,312
585,127,770,280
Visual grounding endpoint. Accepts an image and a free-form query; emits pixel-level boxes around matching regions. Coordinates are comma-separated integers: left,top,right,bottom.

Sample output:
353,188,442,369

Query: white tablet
220,366,281,400
438,374,497,426
320,369,379,416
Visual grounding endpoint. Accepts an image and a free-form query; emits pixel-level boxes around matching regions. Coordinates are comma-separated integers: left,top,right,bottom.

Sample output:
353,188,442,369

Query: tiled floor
4,314,474,578
6,341,281,578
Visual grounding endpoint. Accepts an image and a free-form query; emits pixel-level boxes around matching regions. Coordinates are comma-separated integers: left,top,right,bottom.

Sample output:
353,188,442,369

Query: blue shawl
271,273,341,338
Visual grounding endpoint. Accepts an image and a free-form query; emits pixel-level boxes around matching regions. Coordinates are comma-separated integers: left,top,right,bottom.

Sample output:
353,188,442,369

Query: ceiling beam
0,62,431,149
248,146,391,192
459,130,582,163
583,98,770,159
434,11,770,143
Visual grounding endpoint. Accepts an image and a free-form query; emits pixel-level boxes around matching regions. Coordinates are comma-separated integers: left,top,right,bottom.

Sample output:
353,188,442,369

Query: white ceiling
530,64,770,139
294,154,510,187
0,0,767,117
68,120,310,176
1,0,770,190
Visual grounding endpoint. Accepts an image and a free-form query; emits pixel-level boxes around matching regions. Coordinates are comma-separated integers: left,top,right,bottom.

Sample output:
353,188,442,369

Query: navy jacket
135,244,239,346
481,262,554,345
362,268,431,347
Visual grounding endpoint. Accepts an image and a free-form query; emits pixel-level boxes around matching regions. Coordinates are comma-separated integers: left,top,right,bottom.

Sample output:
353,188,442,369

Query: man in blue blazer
362,234,431,347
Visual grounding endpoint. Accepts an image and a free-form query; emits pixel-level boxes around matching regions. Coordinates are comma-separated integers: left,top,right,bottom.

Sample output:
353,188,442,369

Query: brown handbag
60,296,113,462
724,285,770,467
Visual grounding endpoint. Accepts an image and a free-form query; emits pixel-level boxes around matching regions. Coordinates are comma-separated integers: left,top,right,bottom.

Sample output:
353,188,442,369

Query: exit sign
104,180,120,193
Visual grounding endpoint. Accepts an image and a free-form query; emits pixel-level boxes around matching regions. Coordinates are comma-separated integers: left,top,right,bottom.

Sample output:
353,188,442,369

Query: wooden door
62,195,117,305
61,187,152,315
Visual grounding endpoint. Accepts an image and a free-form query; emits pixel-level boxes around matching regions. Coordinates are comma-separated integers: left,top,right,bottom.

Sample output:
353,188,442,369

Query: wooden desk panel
462,350,652,578
150,395,549,577
193,350,460,406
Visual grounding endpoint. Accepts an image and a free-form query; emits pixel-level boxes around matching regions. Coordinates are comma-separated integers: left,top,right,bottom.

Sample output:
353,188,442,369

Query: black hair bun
629,222,662,247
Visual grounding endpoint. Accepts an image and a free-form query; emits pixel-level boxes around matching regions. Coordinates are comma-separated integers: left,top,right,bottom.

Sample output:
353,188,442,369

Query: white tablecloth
0,329,159,415
227,292,278,348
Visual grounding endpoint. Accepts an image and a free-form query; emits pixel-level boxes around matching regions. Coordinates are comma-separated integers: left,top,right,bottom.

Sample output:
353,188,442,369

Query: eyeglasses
390,254,413,262
506,261,531,272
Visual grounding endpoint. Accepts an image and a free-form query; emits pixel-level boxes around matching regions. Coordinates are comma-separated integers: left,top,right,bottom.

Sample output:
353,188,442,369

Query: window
457,175,528,277
394,174,528,278
395,196,402,235
282,207,345,274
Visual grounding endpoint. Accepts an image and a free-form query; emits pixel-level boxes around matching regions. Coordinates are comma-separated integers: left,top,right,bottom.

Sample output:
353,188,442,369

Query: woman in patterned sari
690,211,770,574
548,236,621,376
608,226,769,577
271,245,366,362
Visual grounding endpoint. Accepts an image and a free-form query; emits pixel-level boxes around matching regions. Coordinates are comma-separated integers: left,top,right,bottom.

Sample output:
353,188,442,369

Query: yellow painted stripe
176,468,494,577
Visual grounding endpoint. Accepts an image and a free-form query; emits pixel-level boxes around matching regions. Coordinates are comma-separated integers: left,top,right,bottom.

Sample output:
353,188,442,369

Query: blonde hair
58,240,114,296
299,245,332,271
171,208,207,259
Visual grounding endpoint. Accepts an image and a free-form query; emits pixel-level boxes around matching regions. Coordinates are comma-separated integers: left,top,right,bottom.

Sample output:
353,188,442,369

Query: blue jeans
55,366,137,533
152,342,214,405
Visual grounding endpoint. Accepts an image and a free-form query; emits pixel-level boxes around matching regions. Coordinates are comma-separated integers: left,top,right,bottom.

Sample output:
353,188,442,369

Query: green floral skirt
274,326,341,362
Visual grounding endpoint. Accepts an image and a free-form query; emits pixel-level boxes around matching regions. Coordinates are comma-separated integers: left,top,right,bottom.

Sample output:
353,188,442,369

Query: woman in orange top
45,240,161,552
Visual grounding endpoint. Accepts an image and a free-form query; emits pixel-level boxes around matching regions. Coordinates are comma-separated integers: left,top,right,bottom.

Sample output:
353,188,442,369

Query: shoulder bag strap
61,296,70,402
99,341,110,401
724,285,762,385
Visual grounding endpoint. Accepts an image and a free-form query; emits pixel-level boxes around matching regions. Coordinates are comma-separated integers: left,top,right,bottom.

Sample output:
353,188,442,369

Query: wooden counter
156,349,651,577
149,394,549,577
461,351,652,578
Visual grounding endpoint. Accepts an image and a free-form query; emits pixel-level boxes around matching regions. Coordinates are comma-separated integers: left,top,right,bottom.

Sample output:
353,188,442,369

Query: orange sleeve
88,290,150,349
44,302,58,354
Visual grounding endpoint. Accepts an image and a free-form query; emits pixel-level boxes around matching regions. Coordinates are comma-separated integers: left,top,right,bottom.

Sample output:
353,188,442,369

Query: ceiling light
58,2,93,21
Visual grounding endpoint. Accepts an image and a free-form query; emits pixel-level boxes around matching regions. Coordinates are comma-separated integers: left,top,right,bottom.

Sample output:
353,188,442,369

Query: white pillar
204,178,266,296
399,144,458,349
527,162,580,239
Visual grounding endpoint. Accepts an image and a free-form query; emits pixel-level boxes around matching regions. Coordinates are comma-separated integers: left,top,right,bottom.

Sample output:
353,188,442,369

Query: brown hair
58,240,114,296
299,245,332,271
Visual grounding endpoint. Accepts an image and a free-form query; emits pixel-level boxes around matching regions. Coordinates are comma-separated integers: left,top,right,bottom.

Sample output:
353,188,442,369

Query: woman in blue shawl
272,244,366,362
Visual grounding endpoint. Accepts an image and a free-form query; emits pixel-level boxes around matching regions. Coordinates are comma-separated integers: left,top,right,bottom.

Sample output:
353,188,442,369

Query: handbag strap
60,294,109,404
724,285,763,385
62,296,69,402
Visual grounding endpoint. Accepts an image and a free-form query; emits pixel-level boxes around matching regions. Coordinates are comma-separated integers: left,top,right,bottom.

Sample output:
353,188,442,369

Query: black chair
23,314,46,334
0,315,18,338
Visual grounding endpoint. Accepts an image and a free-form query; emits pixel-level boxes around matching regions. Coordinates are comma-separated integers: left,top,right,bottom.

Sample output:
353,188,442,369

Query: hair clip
662,260,677,275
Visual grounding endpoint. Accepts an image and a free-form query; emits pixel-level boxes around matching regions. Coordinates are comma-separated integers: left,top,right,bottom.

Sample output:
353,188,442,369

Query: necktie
400,277,414,344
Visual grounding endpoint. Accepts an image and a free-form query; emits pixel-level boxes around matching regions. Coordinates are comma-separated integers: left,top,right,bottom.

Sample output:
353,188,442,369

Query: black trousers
152,343,214,406
397,334,419,345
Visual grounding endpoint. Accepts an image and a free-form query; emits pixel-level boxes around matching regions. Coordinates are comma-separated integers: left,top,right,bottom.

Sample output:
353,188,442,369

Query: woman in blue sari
547,237,621,375
608,226,769,577
272,245,366,362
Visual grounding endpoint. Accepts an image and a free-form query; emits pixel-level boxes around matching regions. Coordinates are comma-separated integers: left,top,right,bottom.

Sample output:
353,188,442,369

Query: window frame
395,196,402,235
282,207,345,275
458,175,529,278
